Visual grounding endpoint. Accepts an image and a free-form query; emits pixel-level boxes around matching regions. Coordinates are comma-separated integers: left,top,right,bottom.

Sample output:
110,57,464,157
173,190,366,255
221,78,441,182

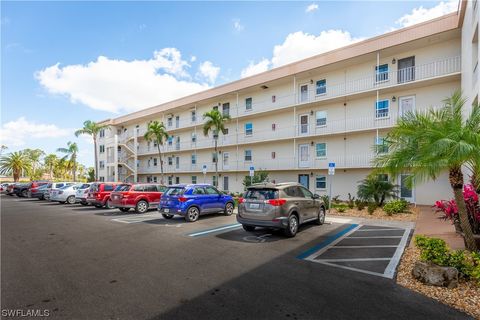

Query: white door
299,84,309,103
298,144,310,168
399,174,415,203
299,114,309,135
399,96,415,117
222,152,229,170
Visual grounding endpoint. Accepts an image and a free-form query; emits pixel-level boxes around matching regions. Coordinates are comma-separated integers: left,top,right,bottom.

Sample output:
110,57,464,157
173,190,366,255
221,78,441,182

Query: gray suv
237,182,327,237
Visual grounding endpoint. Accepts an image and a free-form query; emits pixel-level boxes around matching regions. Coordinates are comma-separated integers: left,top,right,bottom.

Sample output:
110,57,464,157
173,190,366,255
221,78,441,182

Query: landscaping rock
412,261,459,288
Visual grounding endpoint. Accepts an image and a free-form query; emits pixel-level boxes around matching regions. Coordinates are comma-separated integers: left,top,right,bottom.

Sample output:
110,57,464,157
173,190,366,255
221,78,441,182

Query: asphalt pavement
0,195,472,320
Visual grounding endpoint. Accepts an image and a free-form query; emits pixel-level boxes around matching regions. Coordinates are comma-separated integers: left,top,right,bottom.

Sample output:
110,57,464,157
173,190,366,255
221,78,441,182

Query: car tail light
238,198,245,204
178,197,187,202
267,199,287,206
95,193,101,199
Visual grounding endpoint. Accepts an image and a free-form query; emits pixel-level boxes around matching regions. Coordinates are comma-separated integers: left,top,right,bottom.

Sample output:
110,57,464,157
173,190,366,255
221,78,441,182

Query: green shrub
320,195,330,209
332,203,348,213
332,195,341,204
415,235,450,266
347,193,355,209
470,252,480,283
355,199,367,210
357,175,397,206
367,202,377,214
383,199,409,215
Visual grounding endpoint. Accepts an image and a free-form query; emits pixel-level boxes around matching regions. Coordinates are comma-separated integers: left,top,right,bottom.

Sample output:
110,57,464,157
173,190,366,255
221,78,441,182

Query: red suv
28,181,50,197
86,182,117,208
110,183,167,213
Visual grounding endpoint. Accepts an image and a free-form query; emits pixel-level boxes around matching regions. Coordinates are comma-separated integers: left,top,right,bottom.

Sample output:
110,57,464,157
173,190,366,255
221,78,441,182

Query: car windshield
59,185,71,190
165,187,185,196
38,185,48,190
90,184,99,192
114,184,131,192
245,189,278,200
77,183,90,189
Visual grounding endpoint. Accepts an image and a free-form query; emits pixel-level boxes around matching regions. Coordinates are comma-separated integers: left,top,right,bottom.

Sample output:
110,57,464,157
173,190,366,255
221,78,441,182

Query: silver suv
237,182,327,237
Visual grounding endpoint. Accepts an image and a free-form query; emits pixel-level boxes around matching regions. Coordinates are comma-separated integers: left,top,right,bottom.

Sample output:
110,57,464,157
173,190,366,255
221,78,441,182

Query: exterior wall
461,0,479,113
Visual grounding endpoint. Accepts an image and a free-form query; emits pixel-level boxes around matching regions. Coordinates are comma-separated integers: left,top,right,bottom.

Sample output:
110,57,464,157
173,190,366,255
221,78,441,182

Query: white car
47,182,75,201
51,183,89,204
75,183,92,205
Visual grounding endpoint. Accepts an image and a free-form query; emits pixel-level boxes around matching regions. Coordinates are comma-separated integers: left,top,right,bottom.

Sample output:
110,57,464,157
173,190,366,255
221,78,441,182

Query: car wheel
80,201,88,206
224,202,234,216
284,215,298,237
105,199,115,209
94,204,103,208
162,213,174,219
66,195,76,204
242,225,255,232
119,208,130,212
185,207,200,222
135,200,149,214
59,201,66,204
315,207,326,225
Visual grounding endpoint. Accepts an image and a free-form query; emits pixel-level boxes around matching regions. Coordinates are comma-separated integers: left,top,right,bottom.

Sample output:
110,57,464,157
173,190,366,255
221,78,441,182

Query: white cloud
240,59,271,78
197,61,220,84
233,19,244,32
0,117,70,147
190,55,197,62
306,3,318,13
35,48,211,113
396,0,458,28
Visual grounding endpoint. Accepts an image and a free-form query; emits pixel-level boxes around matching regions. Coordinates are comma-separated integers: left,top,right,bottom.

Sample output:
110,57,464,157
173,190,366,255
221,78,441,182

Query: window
175,136,180,150
133,185,144,191
213,105,218,111
99,161,105,169
207,184,218,194
137,160,140,168
245,97,252,110
191,110,196,122
316,176,327,189
193,187,205,194
316,111,327,126
104,185,114,191
191,154,197,165
99,177,105,182
377,174,389,182
376,64,389,82
175,177,180,184
168,176,173,185
222,103,230,117
191,176,197,184
168,136,173,146
175,157,180,169
245,150,252,162
375,100,389,118
191,133,197,143
212,153,217,163
167,117,172,127
271,152,276,159
316,79,326,95
168,157,173,166
99,145,105,153
99,129,105,138
147,183,157,190
175,116,180,128
245,122,253,136
315,143,327,158
153,158,158,166
272,95,276,103
375,136,389,154
300,186,313,198
148,159,151,167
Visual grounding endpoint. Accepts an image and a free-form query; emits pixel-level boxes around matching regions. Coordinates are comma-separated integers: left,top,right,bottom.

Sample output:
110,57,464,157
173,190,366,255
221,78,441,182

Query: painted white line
317,258,392,262
346,236,403,239
304,224,362,261
188,224,242,237
330,245,398,248
312,260,390,278
355,229,404,232
384,227,412,278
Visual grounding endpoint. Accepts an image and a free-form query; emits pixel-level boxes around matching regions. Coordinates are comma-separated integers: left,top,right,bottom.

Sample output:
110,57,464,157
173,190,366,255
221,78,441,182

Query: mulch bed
329,205,419,222
397,246,480,319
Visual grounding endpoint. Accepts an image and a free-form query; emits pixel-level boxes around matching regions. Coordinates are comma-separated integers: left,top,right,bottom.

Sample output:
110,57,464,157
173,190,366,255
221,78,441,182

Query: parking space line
346,236,403,239
384,227,412,278
315,261,388,278
318,258,392,262
187,223,242,237
329,245,398,248
355,229,404,232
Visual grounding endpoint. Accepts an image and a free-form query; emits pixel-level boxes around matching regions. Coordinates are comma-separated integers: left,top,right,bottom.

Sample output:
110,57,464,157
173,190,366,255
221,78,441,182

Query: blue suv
158,184,235,222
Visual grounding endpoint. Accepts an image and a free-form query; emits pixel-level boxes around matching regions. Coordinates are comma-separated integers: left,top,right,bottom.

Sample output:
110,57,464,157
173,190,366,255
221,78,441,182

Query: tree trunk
449,167,478,251
158,144,164,185
93,137,99,181
72,155,77,182
214,138,218,187
13,170,19,182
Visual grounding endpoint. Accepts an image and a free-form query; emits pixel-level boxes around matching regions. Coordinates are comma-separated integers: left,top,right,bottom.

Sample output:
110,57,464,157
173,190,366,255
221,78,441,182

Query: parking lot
1,195,472,319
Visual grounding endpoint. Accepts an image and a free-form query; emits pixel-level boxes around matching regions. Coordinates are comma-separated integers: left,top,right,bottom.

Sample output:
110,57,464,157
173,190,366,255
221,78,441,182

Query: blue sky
1,0,458,166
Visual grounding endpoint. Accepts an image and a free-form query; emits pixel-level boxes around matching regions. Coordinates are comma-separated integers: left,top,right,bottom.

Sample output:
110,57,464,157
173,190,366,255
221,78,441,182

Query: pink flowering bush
433,184,480,234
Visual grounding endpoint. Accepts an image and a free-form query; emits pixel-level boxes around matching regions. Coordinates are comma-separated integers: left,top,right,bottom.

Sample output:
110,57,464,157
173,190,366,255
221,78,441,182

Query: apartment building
97,1,478,205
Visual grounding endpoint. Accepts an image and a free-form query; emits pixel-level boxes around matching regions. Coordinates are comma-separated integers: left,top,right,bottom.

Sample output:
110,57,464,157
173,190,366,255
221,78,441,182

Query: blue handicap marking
328,162,335,168
249,166,254,171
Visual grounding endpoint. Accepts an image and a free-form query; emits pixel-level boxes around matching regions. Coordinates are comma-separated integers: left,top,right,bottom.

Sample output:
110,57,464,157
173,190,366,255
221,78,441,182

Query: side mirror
312,194,320,199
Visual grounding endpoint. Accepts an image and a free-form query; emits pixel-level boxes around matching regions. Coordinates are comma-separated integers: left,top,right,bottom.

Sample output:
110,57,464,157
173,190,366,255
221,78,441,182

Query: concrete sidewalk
412,205,465,250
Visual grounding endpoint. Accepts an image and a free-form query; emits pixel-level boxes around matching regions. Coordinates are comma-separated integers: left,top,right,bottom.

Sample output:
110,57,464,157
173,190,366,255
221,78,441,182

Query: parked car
31,184,49,200
6,183,16,196
110,183,167,213
27,181,50,198
45,182,75,200
158,184,234,222
237,182,326,237
0,183,13,194
51,183,90,204
75,183,92,205
13,183,34,197
86,182,117,208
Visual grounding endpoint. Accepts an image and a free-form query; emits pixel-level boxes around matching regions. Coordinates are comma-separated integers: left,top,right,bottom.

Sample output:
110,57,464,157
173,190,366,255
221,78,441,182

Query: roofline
101,9,463,126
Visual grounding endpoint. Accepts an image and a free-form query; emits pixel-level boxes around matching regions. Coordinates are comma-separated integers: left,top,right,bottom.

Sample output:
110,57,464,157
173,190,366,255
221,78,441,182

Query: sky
1,0,459,167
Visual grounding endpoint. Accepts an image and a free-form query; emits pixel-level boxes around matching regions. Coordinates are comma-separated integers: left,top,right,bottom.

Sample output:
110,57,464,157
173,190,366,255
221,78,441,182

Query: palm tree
0,145,8,156
0,151,31,182
144,121,169,184
375,90,480,251
75,120,108,181
44,154,58,180
57,142,79,182
203,109,231,187
24,148,45,180
357,175,397,206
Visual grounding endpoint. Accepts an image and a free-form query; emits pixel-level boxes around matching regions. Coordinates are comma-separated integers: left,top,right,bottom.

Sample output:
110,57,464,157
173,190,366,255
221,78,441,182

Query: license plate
249,203,260,209
164,208,170,213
